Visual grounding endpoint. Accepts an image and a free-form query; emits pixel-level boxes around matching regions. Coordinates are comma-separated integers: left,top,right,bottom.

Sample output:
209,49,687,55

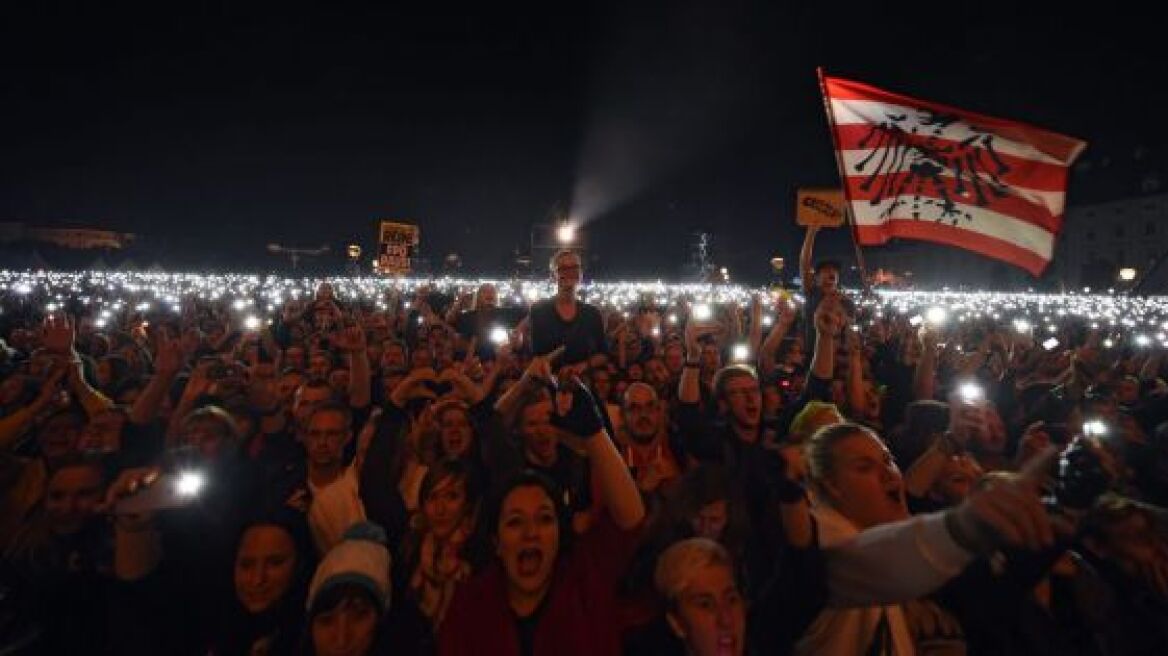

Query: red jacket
438,514,640,656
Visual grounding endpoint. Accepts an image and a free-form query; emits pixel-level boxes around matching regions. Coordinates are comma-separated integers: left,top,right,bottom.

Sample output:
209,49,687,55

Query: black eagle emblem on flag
852,109,1013,226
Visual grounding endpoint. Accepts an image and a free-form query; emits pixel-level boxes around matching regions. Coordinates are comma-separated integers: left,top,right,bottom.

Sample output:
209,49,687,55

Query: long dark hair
478,470,573,570
217,511,317,656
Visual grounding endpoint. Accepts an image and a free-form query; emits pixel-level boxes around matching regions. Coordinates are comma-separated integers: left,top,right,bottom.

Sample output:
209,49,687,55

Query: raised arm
129,331,186,426
827,447,1058,607
747,294,763,356
41,314,112,416
844,328,868,418
678,318,705,404
0,368,67,450
800,226,820,294
552,379,645,529
759,298,797,378
913,326,938,401
338,326,372,409
493,354,551,430
810,294,843,381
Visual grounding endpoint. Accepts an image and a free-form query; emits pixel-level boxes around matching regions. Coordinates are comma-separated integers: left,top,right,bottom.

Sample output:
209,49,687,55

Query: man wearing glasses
299,400,367,554
529,249,607,367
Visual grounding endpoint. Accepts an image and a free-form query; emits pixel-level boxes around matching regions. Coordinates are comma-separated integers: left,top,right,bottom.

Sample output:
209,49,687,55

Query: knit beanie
306,522,392,612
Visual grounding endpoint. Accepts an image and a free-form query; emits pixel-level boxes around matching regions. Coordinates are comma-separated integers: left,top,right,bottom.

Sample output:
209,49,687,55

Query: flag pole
816,67,871,296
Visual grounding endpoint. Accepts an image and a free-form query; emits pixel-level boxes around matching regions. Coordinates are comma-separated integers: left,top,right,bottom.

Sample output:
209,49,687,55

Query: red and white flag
820,72,1087,276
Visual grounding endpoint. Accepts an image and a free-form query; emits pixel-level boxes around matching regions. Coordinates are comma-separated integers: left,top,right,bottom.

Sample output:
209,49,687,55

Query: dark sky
2,2,1164,280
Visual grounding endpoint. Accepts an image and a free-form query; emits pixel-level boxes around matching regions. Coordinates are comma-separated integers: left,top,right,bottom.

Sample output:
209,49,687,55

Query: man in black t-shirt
452,283,525,360
799,225,853,348
528,249,607,365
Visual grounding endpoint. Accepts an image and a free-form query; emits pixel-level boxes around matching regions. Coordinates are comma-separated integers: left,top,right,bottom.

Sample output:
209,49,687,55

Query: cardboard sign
796,188,846,227
378,221,420,275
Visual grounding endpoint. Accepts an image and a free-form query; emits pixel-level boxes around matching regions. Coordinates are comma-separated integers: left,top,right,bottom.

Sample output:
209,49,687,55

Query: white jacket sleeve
825,511,974,608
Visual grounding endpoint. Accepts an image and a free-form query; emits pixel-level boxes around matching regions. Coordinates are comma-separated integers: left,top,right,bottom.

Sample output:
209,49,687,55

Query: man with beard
618,383,682,498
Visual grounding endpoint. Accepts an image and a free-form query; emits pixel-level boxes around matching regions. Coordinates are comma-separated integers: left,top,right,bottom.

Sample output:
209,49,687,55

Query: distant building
0,223,136,250
1053,193,1168,290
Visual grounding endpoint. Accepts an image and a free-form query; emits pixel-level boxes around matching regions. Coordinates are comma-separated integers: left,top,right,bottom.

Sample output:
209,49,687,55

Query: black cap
813,259,842,273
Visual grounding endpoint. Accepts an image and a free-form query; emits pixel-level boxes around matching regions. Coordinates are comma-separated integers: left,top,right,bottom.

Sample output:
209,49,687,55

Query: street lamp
770,256,786,289
556,222,576,244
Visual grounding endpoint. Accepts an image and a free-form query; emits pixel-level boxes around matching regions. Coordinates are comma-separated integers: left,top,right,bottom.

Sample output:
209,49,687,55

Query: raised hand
41,313,76,354
520,353,555,392
814,294,845,336
153,330,187,376
551,376,605,438
331,325,368,353
947,447,1057,553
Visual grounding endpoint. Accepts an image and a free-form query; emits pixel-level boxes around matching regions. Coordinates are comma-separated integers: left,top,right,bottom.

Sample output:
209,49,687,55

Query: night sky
2,2,1164,281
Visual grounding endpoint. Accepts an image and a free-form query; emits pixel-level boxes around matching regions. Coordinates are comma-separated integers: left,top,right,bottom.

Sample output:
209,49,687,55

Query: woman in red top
438,377,645,656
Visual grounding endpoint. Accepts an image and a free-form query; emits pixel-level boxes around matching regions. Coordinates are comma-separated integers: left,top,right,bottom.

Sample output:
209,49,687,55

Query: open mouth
717,633,738,656
517,547,544,576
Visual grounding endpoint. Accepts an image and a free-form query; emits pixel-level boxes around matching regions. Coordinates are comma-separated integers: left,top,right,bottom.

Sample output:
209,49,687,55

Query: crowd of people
2,232,1168,655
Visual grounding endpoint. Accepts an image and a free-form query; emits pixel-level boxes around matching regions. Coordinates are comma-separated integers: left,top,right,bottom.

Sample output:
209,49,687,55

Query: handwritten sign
378,221,420,275
796,188,846,227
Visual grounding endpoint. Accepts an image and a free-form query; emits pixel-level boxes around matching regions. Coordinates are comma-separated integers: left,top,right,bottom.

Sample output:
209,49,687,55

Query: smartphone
957,382,985,407
114,471,205,515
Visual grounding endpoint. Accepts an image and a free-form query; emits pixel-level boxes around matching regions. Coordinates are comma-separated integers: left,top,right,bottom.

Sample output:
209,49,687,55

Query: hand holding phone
949,382,988,446
113,470,206,515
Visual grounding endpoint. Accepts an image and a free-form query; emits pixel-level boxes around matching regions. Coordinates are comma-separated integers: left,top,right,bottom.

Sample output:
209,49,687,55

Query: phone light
1082,419,1108,438
958,382,984,403
490,326,509,345
175,471,205,498
693,304,712,322
732,343,750,362
925,306,948,326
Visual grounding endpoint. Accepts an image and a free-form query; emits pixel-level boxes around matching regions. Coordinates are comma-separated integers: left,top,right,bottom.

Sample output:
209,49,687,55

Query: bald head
622,382,661,444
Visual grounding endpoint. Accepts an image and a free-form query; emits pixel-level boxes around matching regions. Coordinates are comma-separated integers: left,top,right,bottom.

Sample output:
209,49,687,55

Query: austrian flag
819,72,1087,276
